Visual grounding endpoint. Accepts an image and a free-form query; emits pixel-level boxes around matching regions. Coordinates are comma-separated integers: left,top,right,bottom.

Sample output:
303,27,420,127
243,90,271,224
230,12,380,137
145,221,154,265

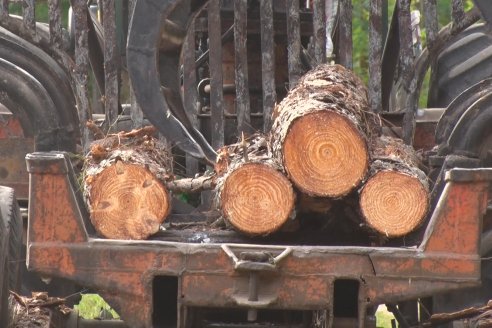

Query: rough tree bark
271,64,379,198
83,127,173,240
215,134,295,236
360,136,429,237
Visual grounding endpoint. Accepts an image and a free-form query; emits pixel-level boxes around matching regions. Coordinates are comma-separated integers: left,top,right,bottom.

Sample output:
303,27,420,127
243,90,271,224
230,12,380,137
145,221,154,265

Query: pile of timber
82,64,429,241
216,64,429,238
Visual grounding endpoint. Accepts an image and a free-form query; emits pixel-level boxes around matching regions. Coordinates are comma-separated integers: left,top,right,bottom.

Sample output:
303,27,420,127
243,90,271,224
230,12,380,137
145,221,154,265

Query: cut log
360,136,429,237
84,128,172,240
271,64,379,198
215,134,295,235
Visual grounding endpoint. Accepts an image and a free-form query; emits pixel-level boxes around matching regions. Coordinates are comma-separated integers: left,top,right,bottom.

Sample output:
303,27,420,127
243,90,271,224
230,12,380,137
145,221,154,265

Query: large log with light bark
83,127,173,240
271,64,379,198
215,134,295,236
360,136,429,237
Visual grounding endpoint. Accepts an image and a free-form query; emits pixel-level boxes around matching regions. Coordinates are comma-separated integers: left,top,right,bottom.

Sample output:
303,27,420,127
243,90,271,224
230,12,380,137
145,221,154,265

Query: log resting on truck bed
271,64,379,198
25,152,492,328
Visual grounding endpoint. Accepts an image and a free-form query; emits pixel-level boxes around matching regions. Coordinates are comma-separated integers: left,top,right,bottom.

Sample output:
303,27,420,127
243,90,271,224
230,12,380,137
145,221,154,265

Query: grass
75,293,394,326
376,305,396,328
75,294,120,320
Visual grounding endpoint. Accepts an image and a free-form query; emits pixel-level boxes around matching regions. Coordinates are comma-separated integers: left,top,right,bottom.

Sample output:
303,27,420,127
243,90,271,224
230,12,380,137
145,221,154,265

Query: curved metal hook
127,0,216,164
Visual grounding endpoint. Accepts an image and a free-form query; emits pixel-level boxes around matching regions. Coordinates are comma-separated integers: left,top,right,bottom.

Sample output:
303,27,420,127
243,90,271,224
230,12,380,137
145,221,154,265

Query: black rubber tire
0,186,22,328
0,26,79,142
428,24,492,108
429,23,492,326
0,57,76,152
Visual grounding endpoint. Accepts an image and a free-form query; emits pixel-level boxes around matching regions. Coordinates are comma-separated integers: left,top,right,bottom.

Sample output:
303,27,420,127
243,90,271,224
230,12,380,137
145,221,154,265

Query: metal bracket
222,244,292,319
221,244,292,272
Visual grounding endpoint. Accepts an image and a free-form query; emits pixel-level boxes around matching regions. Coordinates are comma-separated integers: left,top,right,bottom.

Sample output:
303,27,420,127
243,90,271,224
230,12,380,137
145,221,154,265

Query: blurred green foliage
8,0,70,27
75,294,120,320
352,0,475,108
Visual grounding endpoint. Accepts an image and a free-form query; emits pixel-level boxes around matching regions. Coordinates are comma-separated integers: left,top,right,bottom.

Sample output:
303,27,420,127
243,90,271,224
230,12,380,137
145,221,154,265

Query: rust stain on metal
29,172,87,243
0,114,25,138
421,258,477,275
413,122,437,151
0,137,33,199
278,276,329,307
30,248,77,276
24,87,492,328
425,183,485,254
182,274,235,305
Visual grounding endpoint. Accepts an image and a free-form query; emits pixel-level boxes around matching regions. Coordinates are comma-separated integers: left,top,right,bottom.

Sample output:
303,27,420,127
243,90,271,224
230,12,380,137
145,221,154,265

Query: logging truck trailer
4,0,492,327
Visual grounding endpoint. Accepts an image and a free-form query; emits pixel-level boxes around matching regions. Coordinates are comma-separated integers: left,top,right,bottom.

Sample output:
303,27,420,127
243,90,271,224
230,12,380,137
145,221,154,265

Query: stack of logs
83,64,429,240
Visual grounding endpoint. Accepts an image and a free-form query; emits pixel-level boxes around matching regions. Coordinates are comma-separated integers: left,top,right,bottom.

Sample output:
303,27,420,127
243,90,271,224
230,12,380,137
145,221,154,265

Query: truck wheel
0,186,22,328
428,24,492,109
429,23,492,324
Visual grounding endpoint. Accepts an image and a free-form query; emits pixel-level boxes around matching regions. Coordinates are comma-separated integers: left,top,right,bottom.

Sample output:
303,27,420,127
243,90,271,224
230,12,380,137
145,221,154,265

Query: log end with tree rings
220,162,295,236
88,161,170,240
360,170,429,238
283,110,369,197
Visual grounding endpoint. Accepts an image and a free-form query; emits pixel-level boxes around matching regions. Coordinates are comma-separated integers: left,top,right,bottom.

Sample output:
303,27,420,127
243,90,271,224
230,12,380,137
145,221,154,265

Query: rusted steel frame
0,137,33,200
234,0,251,135
29,240,483,327
401,8,480,146
102,0,119,132
336,0,352,69
26,152,492,327
260,0,276,132
369,0,383,113
208,0,225,149
452,0,465,25
71,0,92,153
48,0,63,48
286,0,302,89
313,0,326,64
182,23,199,176
397,0,415,144
23,0,36,32
0,113,25,138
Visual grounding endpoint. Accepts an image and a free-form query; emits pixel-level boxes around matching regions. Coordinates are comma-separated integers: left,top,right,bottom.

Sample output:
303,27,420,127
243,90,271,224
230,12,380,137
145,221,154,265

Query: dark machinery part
473,0,492,25
428,6,492,321
428,24,492,110
0,58,75,152
0,186,22,328
0,27,78,144
127,0,216,164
